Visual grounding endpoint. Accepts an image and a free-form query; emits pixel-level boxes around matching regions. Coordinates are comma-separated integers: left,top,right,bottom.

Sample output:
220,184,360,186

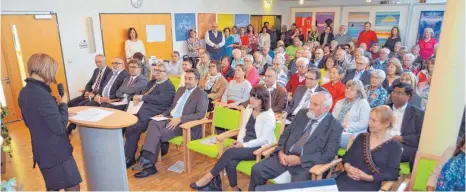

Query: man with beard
248,91,343,191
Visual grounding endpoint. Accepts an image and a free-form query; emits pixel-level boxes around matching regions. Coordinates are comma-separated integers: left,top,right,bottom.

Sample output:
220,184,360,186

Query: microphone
57,83,64,97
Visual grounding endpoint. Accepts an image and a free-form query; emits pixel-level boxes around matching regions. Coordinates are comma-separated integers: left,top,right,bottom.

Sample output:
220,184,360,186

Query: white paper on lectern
70,108,114,122
126,101,144,114
111,95,128,106
146,25,166,42
150,116,169,121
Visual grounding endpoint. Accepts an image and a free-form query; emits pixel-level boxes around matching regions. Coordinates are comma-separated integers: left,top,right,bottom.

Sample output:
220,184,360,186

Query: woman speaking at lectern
18,53,82,191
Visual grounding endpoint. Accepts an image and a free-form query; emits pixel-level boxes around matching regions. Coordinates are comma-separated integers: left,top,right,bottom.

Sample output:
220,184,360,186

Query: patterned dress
366,85,388,108
436,152,465,191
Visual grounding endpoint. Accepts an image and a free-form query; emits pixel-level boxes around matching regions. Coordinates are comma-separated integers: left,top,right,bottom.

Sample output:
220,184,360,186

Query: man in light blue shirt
372,48,390,72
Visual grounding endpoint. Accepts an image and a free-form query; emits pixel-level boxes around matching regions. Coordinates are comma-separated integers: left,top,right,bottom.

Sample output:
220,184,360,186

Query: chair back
409,153,440,191
169,76,181,91
274,119,285,140
212,107,242,131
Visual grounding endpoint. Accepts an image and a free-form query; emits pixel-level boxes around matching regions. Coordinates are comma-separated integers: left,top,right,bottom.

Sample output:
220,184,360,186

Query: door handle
1,77,10,84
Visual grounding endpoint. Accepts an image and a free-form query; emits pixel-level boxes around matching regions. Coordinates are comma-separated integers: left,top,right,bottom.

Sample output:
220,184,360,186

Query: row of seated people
66,52,427,190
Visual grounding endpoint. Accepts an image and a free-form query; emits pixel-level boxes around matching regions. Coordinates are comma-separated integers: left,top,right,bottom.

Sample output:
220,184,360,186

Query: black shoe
161,142,169,156
67,124,76,135
126,157,136,168
132,157,152,171
134,166,157,178
190,182,210,190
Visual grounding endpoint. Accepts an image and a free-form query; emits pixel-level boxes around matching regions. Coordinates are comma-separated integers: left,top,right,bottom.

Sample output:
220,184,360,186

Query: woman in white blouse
332,80,371,148
259,26,271,51
125,28,146,60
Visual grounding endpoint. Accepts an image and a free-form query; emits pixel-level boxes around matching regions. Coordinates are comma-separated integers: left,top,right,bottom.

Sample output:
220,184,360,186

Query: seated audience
333,80,370,148
342,56,372,86
387,72,422,109
411,45,423,67
191,86,276,191
132,52,150,79
347,47,363,71
249,91,343,191
359,43,373,59
382,58,403,90
389,82,425,170
101,59,148,110
286,57,309,95
165,51,182,76
284,68,326,121
221,64,253,107
372,48,390,72
261,45,273,66
418,73,433,110
418,57,435,85
132,69,208,178
320,56,336,85
390,42,403,59
68,54,112,108
330,40,338,53
370,45,380,61
323,44,331,59
288,48,304,76
427,136,465,191
179,59,193,88
335,49,351,72
220,55,234,81
285,37,301,59
231,48,244,69
253,51,266,75
123,63,176,167
336,105,402,191
259,68,287,113
197,52,211,78
322,66,346,111
244,54,260,86
402,53,419,75
366,69,388,108
199,61,228,111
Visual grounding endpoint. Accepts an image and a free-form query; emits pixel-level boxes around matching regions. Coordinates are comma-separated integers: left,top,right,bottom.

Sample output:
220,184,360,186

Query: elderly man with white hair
286,57,309,94
231,48,244,69
335,25,352,45
335,49,351,72
373,47,391,72
402,53,419,74
342,56,372,86
249,91,343,191
366,69,388,108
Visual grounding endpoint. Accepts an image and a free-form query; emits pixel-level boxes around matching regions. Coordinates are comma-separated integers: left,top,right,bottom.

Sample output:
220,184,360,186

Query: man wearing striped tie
248,91,343,191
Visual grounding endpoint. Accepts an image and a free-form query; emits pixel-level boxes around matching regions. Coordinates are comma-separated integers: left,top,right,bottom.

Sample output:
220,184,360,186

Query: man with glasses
357,22,378,51
389,82,425,170
205,22,225,61
311,47,325,68
124,63,176,169
283,68,327,121
342,56,372,86
286,57,309,95
373,48,391,73
165,51,182,76
288,48,304,76
67,54,114,134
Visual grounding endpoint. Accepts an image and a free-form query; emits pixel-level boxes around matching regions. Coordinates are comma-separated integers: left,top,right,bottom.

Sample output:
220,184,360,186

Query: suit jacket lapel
401,105,414,134
307,114,331,142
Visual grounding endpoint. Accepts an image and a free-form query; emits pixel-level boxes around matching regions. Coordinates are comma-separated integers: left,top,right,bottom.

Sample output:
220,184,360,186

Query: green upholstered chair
169,76,181,91
180,106,242,173
399,162,411,176
235,121,284,176
406,153,440,191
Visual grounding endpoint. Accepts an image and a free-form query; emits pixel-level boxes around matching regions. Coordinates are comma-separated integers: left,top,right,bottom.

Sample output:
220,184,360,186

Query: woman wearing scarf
332,80,371,148
199,61,228,111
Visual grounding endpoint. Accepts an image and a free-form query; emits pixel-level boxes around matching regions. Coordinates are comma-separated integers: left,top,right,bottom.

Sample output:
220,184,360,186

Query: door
250,16,262,33
1,14,67,122
0,52,18,122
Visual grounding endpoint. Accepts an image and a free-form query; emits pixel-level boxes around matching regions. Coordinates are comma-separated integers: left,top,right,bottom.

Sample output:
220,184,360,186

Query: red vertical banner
295,12,313,41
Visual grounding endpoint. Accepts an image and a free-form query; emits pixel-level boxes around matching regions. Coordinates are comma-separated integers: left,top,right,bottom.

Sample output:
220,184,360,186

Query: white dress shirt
292,86,317,115
102,69,123,97
205,30,226,47
389,103,407,137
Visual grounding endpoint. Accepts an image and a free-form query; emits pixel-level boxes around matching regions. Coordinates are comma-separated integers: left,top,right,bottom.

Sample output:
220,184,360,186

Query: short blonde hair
27,53,59,83
400,72,418,91
371,105,395,130
346,80,367,99
388,58,403,75
423,27,435,38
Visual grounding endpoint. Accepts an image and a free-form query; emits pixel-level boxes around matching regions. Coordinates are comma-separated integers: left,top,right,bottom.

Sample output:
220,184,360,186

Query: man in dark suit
249,91,343,191
131,69,208,178
319,26,334,46
68,54,112,107
100,60,148,111
283,68,327,121
390,82,424,170
124,63,176,167
311,47,325,69
342,56,372,86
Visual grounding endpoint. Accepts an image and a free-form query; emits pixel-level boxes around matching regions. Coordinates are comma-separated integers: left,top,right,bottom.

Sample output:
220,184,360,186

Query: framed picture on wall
174,13,196,41
347,12,370,41
374,11,400,45
416,11,444,42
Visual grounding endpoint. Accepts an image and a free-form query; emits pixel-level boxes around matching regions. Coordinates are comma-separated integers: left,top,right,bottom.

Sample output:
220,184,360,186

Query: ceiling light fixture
299,0,304,5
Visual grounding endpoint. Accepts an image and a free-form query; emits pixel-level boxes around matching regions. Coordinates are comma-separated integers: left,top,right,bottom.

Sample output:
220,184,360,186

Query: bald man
205,22,225,61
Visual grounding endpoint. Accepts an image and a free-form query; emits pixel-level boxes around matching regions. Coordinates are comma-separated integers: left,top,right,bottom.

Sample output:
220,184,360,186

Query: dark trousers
140,120,181,163
210,147,259,188
249,154,310,191
68,95,87,107
401,144,417,171
124,117,152,159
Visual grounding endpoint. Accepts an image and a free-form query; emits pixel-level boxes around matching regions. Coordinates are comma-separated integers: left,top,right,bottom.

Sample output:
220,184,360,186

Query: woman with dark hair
191,86,276,191
220,27,235,58
220,55,235,81
231,26,241,46
384,27,401,52
417,57,435,85
125,27,146,60
259,26,271,51
199,61,228,111
132,52,150,79
239,27,249,47
187,29,203,65
19,53,82,191
246,24,259,53
427,136,465,191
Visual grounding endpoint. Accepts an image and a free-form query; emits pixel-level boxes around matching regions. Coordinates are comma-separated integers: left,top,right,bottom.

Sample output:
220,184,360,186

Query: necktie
127,77,134,87
290,120,318,155
171,89,191,118
143,82,158,95
93,71,103,93
102,72,118,97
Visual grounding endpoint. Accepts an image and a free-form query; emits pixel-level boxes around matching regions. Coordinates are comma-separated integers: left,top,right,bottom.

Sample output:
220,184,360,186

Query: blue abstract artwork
417,11,444,42
175,13,196,41
235,14,250,28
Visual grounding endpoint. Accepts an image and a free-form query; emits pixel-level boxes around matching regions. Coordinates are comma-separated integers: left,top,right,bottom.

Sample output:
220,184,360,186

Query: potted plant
1,103,12,173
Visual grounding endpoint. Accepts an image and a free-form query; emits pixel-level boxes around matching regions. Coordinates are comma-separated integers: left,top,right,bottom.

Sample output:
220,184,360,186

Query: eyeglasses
392,91,407,96
306,77,318,80
111,62,123,65
128,66,138,69
154,69,165,73
209,65,217,68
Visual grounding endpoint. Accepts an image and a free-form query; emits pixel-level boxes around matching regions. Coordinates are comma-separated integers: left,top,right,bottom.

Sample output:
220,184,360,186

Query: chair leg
157,151,162,162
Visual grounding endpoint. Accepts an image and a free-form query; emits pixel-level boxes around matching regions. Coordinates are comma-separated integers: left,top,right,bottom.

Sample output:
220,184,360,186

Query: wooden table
69,106,137,191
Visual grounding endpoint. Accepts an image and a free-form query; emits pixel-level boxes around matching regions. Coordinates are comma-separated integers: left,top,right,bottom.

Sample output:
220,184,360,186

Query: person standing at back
125,28,146,61
18,53,82,191
357,22,378,51
205,22,225,61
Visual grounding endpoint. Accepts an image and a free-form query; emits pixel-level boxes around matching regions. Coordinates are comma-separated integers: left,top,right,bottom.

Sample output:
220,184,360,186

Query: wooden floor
1,121,253,191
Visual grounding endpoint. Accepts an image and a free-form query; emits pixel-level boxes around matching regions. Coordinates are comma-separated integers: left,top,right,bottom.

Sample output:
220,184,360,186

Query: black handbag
199,174,222,191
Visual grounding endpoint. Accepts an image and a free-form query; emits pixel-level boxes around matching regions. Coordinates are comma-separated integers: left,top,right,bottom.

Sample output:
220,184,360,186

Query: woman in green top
285,37,302,59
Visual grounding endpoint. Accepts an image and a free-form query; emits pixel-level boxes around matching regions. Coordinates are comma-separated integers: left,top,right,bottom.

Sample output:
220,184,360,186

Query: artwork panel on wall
416,11,444,42
347,12,370,41
174,13,196,41
315,12,335,33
